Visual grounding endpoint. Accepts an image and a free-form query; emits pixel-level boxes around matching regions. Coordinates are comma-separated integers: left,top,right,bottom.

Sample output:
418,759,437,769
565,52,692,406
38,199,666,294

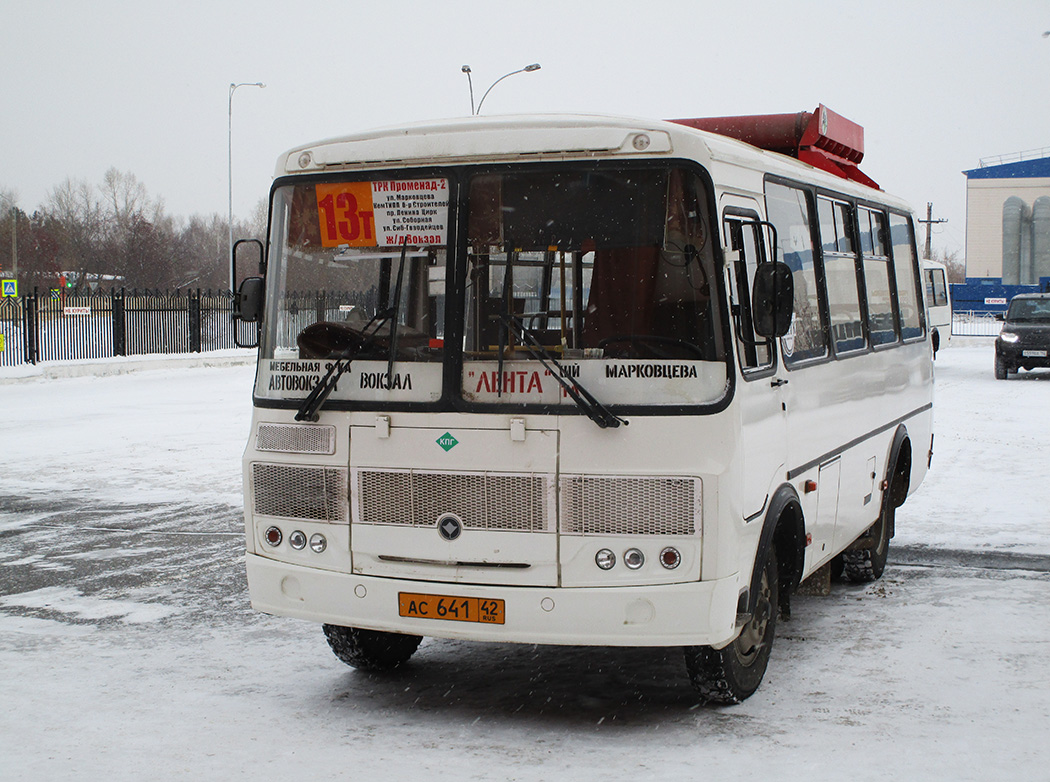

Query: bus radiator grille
252,463,349,522
256,423,336,455
559,475,699,536
355,470,551,532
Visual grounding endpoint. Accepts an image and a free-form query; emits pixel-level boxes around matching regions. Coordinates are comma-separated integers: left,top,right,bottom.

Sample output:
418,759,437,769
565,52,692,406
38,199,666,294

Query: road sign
1,279,16,297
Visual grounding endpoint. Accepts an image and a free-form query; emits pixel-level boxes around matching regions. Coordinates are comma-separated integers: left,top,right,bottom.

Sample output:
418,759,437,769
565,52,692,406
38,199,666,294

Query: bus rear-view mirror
236,277,266,323
752,262,793,338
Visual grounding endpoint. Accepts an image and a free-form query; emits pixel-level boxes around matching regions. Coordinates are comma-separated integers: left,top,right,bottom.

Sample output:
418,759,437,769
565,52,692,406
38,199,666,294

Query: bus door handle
770,378,788,388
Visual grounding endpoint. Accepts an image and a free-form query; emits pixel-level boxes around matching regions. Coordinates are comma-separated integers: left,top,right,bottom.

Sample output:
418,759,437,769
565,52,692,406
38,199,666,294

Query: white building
963,153,1050,283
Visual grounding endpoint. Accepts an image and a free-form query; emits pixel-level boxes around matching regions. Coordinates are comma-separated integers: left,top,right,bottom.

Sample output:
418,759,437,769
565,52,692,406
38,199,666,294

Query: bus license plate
1022,350,1047,358
398,592,505,624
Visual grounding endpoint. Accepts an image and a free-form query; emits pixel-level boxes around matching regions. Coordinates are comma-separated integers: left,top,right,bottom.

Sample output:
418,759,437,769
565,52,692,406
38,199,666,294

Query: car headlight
999,332,1019,343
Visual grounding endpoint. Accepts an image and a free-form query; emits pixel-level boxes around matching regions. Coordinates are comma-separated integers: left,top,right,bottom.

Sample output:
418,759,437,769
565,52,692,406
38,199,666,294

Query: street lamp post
228,81,265,291
461,63,540,115
0,194,15,281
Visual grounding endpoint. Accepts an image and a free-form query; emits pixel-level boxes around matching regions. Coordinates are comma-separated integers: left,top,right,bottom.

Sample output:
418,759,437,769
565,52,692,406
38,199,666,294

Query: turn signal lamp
264,526,282,547
659,547,681,569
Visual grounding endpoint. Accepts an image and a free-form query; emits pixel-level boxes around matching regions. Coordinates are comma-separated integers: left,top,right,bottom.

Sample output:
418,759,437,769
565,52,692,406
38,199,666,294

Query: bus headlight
595,548,616,570
624,548,645,570
309,533,327,553
288,530,307,550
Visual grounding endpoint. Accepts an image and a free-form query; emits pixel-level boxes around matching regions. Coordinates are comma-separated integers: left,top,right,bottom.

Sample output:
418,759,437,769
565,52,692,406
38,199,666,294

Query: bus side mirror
752,262,794,338
236,277,265,323
994,312,1005,321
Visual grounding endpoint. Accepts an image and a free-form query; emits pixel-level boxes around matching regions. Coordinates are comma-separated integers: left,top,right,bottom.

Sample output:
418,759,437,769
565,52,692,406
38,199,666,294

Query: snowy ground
1,340,1049,781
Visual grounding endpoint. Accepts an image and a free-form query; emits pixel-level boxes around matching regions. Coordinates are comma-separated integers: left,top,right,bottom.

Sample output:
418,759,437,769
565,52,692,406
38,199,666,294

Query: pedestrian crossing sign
1,279,16,297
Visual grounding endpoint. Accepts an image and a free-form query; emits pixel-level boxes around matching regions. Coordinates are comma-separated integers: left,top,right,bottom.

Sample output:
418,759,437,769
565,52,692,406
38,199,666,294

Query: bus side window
817,196,865,355
889,212,925,340
765,182,828,364
724,216,773,371
859,208,900,346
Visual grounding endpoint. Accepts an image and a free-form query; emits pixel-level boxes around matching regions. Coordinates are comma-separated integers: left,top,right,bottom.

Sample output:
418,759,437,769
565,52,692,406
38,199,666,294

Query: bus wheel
684,550,778,704
842,506,890,582
322,624,422,671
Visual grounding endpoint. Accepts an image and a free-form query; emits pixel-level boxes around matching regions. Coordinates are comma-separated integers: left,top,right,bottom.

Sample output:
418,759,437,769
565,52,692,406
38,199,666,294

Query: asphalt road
3,491,1049,780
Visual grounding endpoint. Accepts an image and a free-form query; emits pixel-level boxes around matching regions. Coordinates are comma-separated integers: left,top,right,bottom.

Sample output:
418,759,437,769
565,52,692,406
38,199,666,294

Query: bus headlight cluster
594,547,682,571
264,525,327,554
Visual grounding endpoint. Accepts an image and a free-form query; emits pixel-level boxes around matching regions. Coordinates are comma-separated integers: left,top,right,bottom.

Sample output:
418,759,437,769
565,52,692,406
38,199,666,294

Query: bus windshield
256,165,729,409
462,165,727,408
258,177,450,403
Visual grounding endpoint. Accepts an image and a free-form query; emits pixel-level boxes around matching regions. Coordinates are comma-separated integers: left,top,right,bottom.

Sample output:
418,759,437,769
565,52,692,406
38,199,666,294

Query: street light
461,63,541,116
461,65,475,116
228,81,265,291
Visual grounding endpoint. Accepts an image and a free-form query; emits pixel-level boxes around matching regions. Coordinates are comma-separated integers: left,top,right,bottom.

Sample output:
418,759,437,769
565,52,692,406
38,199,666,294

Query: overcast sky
2,0,1048,258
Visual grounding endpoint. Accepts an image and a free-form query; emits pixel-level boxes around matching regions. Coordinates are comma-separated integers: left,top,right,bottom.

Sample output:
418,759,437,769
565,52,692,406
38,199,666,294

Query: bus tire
684,549,778,704
322,624,422,671
841,504,891,582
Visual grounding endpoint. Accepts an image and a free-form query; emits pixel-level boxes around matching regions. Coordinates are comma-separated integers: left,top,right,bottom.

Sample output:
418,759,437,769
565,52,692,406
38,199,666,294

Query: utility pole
917,202,947,259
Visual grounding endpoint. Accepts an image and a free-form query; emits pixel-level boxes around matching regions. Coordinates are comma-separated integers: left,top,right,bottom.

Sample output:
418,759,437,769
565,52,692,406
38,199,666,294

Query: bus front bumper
246,553,740,648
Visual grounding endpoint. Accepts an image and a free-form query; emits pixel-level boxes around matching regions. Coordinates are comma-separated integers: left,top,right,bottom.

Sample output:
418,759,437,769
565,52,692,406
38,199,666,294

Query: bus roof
274,112,906,210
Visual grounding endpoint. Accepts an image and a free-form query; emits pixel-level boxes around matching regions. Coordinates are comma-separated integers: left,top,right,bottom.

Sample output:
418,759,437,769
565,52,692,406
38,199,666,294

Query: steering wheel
297,321,381,360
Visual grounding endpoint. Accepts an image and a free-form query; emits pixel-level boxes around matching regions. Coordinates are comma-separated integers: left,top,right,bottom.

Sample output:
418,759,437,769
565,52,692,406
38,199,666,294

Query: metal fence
0,288,257,367
0,289,1005,368
951,310,1002,337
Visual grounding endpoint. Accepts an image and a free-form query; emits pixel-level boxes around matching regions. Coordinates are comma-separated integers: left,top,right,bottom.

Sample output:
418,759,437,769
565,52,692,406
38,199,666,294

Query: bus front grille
256,423,336,454
560,475,699,536
356,470,552,532
354,470,699,536
252,463,349,522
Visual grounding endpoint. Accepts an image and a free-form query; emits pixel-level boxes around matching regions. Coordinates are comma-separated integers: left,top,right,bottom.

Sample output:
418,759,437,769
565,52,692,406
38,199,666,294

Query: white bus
235,105,933,703
922,258,951,355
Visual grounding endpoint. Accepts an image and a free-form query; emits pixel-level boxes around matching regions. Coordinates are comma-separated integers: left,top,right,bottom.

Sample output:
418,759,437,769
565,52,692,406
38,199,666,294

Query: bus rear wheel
322,624,422,671
841,506,890,582
684,550,778,704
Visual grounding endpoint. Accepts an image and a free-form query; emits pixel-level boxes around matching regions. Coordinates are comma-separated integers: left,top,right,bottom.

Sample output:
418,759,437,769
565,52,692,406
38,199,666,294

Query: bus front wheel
322,624,422,671
684,550,779,704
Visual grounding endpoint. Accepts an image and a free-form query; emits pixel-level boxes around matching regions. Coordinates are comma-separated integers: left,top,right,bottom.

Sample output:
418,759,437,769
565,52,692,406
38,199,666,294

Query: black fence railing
0,288,257,367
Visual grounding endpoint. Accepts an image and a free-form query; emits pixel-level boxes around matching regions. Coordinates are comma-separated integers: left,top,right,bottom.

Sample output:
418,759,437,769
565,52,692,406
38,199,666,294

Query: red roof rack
670,104,879,190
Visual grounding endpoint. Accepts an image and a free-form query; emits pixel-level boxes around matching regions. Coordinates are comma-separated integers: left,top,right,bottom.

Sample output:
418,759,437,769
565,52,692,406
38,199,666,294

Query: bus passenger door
723,206,786,520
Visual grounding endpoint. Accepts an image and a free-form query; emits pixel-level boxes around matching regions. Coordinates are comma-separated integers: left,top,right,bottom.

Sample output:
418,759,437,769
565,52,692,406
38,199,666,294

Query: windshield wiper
496,250,514,397
294,305,396,422
296,239,413,422
386,237,410,385
498,313,626,429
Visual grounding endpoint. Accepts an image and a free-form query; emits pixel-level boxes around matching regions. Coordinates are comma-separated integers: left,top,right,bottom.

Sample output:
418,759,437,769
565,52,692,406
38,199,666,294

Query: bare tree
46,178,105,285
930,247,965,284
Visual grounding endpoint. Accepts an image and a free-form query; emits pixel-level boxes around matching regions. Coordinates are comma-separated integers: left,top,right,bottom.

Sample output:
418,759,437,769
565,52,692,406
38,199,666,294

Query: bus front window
256,177,450,404
462,166,727,408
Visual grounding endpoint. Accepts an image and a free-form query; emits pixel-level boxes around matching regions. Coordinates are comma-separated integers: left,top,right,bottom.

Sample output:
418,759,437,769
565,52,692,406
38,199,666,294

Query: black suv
995,293,1050,379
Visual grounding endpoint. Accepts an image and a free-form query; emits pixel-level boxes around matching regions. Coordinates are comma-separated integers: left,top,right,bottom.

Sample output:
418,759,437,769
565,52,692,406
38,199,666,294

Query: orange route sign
315,178,449,249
